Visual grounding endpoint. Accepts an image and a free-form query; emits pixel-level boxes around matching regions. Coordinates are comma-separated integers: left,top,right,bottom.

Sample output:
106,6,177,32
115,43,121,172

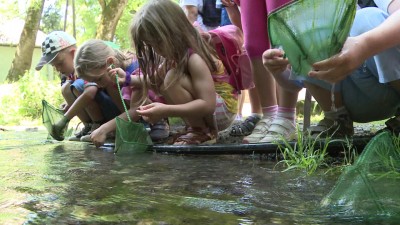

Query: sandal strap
230,115,261,136
174,127,215,145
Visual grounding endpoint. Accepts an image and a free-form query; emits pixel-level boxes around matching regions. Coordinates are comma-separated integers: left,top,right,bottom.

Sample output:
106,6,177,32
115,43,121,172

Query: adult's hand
308,36,368,83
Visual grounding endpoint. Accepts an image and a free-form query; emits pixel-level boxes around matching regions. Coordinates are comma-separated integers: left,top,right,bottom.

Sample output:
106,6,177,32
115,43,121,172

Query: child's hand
136,102,167,124
59,102,69,112
90,127,107,148
262,49,290,76
108,68,126,84
221,0,235,7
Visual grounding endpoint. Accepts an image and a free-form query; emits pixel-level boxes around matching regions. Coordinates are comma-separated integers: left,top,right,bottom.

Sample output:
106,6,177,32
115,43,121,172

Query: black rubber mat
151,136,373,155
98,136,373,155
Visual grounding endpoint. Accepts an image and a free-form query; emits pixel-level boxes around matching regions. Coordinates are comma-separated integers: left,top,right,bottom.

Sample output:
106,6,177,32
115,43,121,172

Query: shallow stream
0,130,397,224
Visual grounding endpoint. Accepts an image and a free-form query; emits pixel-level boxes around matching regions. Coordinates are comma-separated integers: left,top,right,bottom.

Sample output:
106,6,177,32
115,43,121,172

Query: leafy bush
0,71,63,125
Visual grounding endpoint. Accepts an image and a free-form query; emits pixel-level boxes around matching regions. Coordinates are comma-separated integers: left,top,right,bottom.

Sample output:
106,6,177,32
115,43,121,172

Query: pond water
0,130,398,224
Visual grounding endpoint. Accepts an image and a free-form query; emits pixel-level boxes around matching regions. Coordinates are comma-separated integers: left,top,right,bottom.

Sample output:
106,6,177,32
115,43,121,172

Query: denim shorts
342,58,400,122
95,90,121,121
70,78,85,94
70,79,120,121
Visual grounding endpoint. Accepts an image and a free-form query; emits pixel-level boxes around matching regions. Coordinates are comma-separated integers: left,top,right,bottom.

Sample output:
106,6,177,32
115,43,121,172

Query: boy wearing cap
36,31,120,141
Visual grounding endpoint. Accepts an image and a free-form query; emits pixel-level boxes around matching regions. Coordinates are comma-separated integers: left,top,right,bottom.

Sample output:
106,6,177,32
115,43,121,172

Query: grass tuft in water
275,126,358,175
275,126,331,175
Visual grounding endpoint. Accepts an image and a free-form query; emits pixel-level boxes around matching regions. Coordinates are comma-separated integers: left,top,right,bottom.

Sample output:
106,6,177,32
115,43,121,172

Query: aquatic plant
275,125,359,175
275,125,331,175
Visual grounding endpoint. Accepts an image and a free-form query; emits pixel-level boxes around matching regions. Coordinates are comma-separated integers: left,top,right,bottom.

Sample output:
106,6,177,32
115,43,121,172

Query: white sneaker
242,118,273,144
259,117,296,143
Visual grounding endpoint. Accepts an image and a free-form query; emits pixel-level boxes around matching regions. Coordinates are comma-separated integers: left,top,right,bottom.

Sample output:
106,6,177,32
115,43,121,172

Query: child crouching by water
126,0,238,145
74,40,169,147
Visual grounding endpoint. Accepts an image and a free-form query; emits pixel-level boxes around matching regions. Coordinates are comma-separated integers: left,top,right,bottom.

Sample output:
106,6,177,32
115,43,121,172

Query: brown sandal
173,127,216,145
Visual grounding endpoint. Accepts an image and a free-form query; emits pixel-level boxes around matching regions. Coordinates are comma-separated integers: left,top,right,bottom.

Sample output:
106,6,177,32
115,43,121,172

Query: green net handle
116,74,132,122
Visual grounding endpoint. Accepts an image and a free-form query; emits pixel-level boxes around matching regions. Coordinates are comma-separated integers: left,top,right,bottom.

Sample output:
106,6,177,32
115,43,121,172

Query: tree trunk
6,0,45,83
96,0,128,41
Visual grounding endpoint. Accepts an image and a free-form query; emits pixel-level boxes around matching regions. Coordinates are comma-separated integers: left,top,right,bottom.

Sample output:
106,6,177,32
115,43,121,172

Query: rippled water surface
0,130,398,224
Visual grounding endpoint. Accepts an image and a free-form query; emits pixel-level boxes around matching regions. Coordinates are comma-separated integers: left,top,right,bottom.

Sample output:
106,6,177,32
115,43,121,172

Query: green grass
275,126,357,175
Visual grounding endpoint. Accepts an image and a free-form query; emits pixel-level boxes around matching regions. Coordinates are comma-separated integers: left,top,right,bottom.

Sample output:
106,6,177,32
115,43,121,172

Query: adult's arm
309,8,400,83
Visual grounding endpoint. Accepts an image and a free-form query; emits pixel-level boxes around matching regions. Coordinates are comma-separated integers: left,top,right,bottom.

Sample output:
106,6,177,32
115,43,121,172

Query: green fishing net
268,0,357,76
115,116,153,153
114,74,153,154
322,131,400,216
42,99,70,141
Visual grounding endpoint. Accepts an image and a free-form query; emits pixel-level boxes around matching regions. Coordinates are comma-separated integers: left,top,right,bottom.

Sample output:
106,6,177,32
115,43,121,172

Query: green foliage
74,0,100,41
114,0,146,49
65,0,146,49
276,127,332,175
0,0,22,20
40,4,62,33
0,71,63,125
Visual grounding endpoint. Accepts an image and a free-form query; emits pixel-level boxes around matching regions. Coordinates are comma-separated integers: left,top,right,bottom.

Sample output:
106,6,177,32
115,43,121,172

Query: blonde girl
74,40,148,147
128,0,238,145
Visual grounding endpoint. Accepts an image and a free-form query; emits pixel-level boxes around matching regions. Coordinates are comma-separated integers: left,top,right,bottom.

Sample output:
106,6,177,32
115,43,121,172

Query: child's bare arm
187,54,216,116
222,1,242,29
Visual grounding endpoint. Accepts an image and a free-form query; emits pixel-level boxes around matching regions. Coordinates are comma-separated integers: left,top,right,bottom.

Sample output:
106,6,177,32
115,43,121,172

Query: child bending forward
129,0,238,145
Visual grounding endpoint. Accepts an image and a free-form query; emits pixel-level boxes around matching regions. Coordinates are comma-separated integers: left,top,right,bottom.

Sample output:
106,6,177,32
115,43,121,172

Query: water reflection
0,131,399,224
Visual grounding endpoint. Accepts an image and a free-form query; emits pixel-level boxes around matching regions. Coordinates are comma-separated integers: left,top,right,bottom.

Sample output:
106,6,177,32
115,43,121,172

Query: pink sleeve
121,87,132,101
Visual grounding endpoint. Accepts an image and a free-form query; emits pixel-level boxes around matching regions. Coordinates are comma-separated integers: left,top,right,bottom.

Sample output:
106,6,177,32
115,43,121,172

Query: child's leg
304,81,354,137
161,70,215,145
161,73,209,130
68,85,104,123
61,80,91,123
104,84,124,113
259,84,299,142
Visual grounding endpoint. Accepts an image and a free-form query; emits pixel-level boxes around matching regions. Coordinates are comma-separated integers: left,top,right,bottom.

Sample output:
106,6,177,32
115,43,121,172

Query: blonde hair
74,39,130,79
130,0,217,95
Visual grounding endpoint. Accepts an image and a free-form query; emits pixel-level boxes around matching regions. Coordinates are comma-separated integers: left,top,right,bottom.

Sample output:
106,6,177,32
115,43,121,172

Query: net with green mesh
42,99,70,141
114,72,153,153
268,0,357,76
115,116,153,153
322,131,400,216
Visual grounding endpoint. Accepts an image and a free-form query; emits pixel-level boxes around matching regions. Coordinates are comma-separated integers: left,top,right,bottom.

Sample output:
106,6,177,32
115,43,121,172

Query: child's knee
61,82,72,98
